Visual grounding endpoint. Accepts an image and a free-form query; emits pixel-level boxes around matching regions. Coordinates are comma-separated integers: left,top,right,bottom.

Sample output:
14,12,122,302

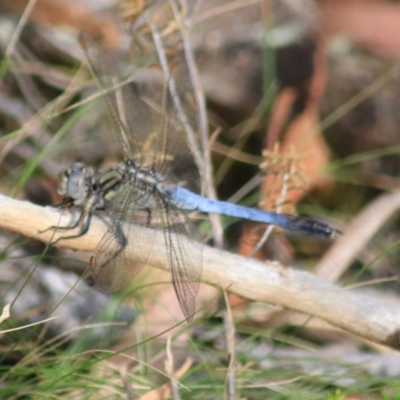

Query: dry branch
316,190,400,281
1,194,400,348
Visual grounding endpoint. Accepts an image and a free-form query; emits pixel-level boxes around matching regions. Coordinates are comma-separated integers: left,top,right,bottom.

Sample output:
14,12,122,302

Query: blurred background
1,0,400,398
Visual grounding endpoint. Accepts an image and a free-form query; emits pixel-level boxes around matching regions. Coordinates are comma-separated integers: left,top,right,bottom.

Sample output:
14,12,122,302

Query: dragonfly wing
91,186,157,293
80,33,166,164
158,200,203,322
81,26,204,318
80,33,202,194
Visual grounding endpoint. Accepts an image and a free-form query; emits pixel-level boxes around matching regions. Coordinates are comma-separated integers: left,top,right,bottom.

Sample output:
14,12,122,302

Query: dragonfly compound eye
57,162,89,205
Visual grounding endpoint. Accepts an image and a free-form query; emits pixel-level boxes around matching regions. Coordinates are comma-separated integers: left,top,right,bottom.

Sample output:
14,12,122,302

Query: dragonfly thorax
98,160,165,210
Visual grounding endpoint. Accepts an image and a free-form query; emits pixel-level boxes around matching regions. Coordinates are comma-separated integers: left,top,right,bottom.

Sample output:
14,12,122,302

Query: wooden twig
316,190,400,282
1,194,400,348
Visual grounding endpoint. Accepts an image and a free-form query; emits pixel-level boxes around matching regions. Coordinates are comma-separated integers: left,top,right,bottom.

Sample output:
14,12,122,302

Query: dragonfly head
58,162,94,206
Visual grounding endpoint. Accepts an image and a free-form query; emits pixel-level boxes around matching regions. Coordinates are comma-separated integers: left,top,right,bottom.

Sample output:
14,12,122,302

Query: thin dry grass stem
142,1,223,247
214,99,267,187
321,63,400,132
208,126,223,148
0,67,87,168
1,321,109,382
120,364,136,400
188,0,261,26
212,141,263,166
229,175,263,205
165,337,181,400
120,0,146,24
143,11,203,182
0,316,57,335
315,190,400,282
346,276,398,290
169,0,224,248
4,0,37,59
223,291,236,400
2,194,400,348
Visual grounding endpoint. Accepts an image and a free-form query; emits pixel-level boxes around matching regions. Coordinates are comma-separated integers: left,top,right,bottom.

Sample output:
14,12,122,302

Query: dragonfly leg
40,208,86,234
42,210,92,245
113,222,127,251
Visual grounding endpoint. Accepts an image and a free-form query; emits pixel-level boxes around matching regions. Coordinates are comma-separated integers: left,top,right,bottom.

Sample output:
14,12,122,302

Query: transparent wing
90,185,156,293
80,33,202,193
143,23,204,193
91,183,203,321
158,200,203,322
81,18,204,320
80,33,139,161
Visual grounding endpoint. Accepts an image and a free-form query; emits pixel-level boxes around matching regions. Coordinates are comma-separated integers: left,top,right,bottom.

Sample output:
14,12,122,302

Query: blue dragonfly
56,33,339,322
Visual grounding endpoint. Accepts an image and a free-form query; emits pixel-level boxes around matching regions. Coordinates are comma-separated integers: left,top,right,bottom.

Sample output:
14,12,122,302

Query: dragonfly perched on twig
51,29,340,322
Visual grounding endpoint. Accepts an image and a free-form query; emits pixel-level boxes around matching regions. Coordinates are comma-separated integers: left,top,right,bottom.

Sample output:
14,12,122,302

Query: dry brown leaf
237,35,332,288
262,34,332,206
174,356,194,378
139,383,171,400
320,0,400,58
3,0,121,49
266,88,297,149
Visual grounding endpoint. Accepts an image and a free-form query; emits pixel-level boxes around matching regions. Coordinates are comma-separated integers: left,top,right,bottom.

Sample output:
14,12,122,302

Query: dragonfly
53,33,340,322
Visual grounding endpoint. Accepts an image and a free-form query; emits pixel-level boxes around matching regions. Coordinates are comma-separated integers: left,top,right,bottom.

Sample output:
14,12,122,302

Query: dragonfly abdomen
168,185,339,238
